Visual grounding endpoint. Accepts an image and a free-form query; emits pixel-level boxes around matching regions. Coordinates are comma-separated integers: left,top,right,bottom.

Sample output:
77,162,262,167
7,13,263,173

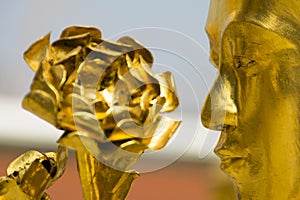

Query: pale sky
0,0,214,98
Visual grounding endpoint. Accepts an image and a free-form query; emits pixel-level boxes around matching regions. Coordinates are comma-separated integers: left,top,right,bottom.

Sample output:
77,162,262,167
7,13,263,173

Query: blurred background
0,0,235,199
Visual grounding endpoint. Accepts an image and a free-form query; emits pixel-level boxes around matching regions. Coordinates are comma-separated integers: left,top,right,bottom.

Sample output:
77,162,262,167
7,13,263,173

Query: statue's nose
201,74,237,130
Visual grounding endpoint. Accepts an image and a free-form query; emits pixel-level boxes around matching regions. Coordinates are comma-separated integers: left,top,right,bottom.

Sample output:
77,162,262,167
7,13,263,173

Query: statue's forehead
206,0,300,48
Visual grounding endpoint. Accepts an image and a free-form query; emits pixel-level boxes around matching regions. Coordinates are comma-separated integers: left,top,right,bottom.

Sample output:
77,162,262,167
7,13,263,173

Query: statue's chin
218,156,249,198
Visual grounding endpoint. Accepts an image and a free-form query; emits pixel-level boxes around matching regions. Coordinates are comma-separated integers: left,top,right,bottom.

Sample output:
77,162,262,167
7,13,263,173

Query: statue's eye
233,56,256,69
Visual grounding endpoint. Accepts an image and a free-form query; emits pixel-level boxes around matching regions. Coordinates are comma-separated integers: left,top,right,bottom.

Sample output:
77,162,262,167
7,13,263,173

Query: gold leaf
60,26,102,42
22,90,57,126
156,71,179,112
24,33,51,72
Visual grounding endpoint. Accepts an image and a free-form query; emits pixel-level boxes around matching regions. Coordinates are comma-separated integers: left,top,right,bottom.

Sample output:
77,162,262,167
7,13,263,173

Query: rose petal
24,33,51,71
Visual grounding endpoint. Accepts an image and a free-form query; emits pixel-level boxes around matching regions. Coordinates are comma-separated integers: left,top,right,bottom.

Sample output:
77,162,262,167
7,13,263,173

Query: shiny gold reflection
20,26,180,199
202,1,300,199
0,146,67,200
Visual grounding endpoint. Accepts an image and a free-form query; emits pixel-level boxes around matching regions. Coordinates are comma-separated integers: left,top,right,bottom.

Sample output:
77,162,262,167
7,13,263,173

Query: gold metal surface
20,26,180,199
0,146,68,200
202,1,300,199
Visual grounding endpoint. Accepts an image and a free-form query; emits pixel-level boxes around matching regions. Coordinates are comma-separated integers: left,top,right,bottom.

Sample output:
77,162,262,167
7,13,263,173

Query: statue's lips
219,156,246,162
214,128,248,170
216,148,248,171
219,155,247,171
216,149,247,163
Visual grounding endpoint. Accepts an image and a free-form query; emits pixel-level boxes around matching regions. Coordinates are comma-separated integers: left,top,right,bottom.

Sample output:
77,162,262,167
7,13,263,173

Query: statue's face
202,1,300,198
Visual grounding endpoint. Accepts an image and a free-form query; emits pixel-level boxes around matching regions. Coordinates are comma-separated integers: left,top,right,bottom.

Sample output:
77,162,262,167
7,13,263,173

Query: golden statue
0,26,180,200
202,0,300,199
